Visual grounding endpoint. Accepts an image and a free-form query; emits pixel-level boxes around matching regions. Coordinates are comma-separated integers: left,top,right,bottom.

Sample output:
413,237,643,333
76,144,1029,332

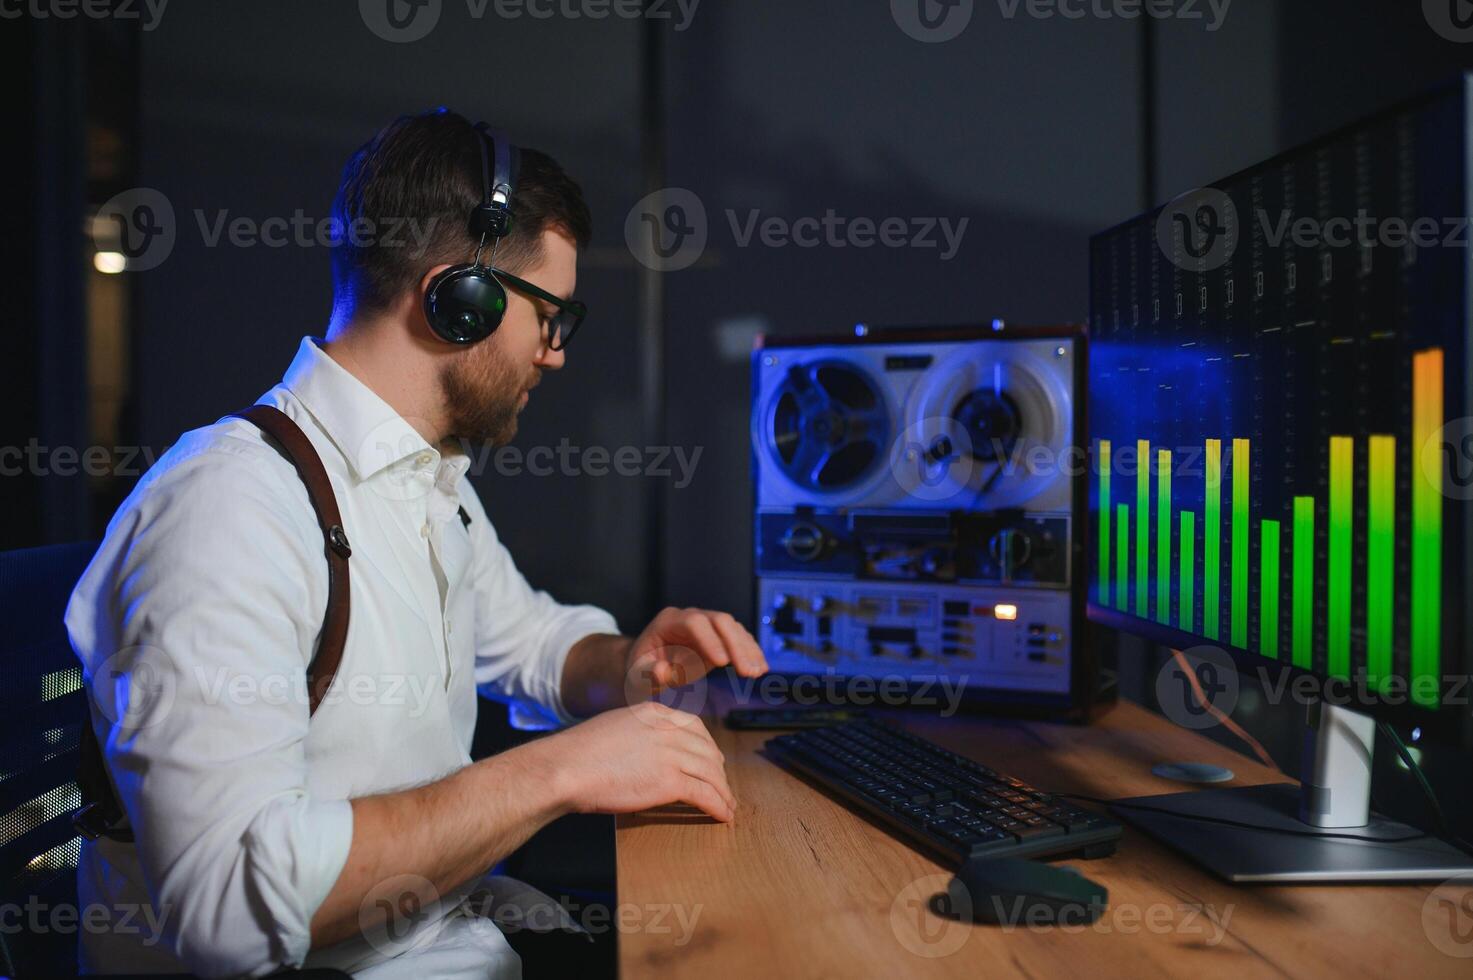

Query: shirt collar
280,337,470,485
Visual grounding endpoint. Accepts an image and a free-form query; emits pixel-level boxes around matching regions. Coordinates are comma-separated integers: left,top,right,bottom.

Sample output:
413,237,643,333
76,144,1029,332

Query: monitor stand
1110,701,1473,882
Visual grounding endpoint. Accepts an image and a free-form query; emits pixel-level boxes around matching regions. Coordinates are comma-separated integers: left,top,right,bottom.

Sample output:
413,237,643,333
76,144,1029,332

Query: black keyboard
764,721,1123,865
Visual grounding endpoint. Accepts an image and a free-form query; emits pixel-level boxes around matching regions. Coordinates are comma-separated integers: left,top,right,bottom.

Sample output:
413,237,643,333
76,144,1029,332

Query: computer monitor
1087,76,1473,881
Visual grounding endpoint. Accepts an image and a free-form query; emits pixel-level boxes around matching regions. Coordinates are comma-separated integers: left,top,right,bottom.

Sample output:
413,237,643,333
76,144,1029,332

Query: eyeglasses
490,267,588,352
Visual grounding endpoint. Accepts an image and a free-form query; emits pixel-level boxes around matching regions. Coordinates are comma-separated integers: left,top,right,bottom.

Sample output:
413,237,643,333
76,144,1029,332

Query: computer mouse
941,856,1108,926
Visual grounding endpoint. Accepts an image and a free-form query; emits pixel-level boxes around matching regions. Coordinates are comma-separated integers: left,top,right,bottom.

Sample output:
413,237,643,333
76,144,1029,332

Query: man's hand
628,606,769,690
535,701,737,822
560,607,769,718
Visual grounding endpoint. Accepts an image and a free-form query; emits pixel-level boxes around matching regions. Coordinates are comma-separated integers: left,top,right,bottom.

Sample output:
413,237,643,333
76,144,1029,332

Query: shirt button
415,452,433,468
445,620,453,636
420,523,431,539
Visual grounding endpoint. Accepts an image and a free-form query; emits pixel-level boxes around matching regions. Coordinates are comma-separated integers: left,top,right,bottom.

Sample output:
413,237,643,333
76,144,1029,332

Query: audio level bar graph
1094,348,1445,706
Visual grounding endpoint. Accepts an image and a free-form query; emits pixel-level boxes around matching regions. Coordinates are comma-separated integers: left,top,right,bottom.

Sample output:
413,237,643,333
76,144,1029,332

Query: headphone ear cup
424,266,508,345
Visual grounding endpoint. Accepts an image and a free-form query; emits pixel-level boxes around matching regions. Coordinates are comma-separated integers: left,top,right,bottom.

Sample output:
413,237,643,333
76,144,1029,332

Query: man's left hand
627,606,769,690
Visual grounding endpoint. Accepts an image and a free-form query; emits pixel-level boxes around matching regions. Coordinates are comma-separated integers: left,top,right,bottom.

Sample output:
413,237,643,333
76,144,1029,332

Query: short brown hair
330,108,591,314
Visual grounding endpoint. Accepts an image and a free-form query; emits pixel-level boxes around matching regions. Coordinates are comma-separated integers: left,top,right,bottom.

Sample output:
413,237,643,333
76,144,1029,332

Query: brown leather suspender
73,406,352,842
231,405,353,715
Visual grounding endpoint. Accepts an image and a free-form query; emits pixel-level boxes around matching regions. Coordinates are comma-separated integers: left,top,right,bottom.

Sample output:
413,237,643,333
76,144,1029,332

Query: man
65,108,767,977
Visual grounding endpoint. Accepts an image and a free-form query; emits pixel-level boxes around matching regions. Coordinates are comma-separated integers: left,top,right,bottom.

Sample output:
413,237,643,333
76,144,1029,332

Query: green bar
1136,440,1150,619
1115,504,1129,611
1180,511,1196,632
1099,440,1111,606
1366,435,1395,690
1411,349,1442,708
1204,439,1221,640
1231,438,1250,648
1328,436,1353,679
1261,520,1281,659
1156,450,1172,625
1292,496,1315,670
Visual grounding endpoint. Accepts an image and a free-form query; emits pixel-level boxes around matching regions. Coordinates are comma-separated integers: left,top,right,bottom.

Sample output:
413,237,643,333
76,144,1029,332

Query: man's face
439,228,575,447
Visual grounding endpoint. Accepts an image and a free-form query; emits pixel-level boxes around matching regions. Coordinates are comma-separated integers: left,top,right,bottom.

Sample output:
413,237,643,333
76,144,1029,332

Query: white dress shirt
65,337,619,978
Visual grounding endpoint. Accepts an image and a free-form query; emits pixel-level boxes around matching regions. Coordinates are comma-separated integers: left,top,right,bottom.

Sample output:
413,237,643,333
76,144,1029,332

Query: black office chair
0,542,348,979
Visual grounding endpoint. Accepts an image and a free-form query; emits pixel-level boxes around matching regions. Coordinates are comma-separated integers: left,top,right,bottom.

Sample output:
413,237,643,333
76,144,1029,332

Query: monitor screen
1087,80,1471,737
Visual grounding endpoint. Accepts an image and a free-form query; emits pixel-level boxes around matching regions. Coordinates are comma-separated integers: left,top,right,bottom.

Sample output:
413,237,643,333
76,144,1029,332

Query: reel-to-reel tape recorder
751,323,1093,714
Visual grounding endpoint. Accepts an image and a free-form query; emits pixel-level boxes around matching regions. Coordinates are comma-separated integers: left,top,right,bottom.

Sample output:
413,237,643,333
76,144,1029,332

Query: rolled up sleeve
66,442,354,977
461,491,619,726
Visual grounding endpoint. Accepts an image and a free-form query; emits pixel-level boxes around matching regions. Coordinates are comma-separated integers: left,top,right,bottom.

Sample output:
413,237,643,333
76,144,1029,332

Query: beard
439,341,538,448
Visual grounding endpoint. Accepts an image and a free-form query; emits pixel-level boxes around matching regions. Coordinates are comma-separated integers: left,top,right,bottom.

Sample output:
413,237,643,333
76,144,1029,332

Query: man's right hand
535,701,736,823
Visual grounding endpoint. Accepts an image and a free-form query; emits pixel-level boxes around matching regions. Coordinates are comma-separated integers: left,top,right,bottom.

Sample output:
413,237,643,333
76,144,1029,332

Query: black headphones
423,122,521,345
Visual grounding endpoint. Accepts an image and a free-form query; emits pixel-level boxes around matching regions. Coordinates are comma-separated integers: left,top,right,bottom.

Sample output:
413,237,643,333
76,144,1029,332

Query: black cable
1376,723,1473,859
1377,722,1447,837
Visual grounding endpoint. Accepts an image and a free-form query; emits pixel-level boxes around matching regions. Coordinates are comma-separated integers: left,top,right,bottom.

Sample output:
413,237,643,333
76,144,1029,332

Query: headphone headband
469,122,519,244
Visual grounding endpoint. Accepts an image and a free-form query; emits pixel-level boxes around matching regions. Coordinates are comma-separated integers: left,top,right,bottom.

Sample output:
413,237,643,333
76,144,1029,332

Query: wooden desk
616,689,1473,978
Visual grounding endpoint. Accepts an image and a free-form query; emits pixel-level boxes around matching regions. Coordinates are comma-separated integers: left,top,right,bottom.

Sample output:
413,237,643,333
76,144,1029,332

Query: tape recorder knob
989,527,1033,582
780,521,833,563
